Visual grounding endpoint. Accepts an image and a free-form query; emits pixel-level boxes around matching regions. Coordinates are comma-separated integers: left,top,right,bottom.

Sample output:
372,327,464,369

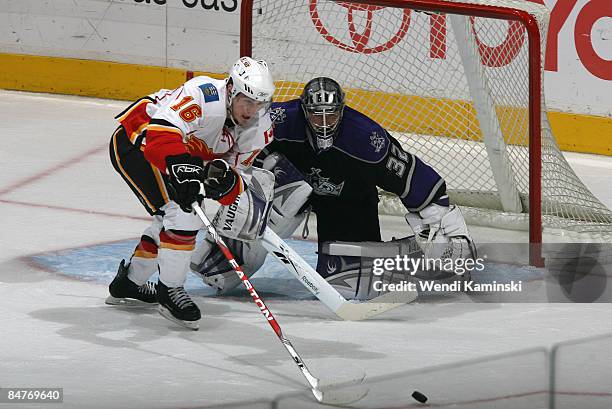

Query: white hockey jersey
115,76,273,176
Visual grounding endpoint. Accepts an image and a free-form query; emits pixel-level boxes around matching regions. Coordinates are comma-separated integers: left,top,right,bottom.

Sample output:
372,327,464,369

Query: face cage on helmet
304,106,342,150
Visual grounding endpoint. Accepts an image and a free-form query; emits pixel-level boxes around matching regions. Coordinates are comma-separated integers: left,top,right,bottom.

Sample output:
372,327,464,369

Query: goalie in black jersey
191,77,475,300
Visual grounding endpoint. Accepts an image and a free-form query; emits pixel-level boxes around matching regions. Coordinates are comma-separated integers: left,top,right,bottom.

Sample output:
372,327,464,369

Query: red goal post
238,0,612,266
241,0,543,265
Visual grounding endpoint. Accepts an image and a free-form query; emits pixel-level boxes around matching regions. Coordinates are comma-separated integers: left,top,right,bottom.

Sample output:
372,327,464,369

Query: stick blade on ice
335,289,418,321
316,372,369,405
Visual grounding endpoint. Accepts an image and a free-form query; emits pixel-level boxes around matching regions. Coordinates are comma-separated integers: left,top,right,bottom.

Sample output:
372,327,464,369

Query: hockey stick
193,202,367,404
260,227,418,320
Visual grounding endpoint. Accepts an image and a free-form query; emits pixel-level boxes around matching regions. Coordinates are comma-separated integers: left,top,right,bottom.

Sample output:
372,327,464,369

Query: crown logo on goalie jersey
370,131,386,153
270,107,287,124
307,167,344,196
309,1,410,54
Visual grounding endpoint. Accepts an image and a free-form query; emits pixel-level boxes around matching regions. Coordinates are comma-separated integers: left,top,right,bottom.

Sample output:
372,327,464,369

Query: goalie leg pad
190,236,268,294
212,167,275,241
192,155,312,293
319,237,422,301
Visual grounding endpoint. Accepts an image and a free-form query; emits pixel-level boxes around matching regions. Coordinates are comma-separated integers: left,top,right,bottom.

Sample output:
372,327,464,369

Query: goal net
241,0,612,245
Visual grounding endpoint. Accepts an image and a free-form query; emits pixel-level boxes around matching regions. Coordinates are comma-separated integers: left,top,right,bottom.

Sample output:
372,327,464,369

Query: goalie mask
300,77,345,151
227,57,275,126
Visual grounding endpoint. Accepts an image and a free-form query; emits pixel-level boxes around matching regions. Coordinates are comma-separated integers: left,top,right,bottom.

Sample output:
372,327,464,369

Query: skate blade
105,296,157,307
158,305,200,331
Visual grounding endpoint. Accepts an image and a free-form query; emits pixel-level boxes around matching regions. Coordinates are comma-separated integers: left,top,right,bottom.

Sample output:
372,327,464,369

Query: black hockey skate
105,259,158,306
157,281,201,330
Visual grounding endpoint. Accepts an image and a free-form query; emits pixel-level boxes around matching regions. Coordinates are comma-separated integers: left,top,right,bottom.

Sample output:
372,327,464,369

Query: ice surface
1,90,611,409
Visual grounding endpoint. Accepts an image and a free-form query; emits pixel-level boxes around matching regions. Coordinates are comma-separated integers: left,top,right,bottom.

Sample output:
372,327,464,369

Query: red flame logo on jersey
185,135,215,160
309,1,411,54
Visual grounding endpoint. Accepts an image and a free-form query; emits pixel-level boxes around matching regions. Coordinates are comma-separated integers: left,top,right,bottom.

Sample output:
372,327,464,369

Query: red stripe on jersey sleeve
144,129,188,172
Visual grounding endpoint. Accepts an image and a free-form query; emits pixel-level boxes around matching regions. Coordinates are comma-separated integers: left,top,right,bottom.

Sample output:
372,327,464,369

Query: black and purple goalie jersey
258,99,448,242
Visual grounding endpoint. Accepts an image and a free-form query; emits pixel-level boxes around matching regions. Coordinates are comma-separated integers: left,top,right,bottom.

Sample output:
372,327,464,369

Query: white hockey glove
405,204,476,275
190,236,268,294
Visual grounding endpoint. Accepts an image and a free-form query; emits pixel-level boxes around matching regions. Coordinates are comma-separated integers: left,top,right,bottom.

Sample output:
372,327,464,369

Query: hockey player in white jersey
107,57,275,329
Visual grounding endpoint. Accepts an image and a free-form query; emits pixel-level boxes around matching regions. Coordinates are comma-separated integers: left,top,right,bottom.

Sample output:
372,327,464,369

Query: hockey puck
412,390,428,403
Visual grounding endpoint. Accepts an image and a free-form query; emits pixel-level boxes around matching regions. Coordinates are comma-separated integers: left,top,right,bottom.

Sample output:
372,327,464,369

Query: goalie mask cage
240,0,612,265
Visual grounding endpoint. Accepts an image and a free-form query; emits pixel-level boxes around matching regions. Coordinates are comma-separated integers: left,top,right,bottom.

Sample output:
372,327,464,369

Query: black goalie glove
166,154,205,212
202,159,239,200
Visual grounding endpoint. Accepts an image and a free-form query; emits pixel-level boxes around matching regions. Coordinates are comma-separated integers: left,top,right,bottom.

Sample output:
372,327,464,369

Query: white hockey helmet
228,57,275,106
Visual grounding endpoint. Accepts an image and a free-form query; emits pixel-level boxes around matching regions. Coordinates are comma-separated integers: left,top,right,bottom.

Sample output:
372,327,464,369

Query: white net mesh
247,0,612,239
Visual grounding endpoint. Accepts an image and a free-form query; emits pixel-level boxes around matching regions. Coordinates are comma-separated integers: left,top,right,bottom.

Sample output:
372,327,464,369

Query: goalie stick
260,227,418,320
193,202,367,404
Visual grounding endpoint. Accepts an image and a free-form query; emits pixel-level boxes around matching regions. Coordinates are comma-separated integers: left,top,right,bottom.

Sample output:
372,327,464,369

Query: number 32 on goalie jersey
386,143,410,178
